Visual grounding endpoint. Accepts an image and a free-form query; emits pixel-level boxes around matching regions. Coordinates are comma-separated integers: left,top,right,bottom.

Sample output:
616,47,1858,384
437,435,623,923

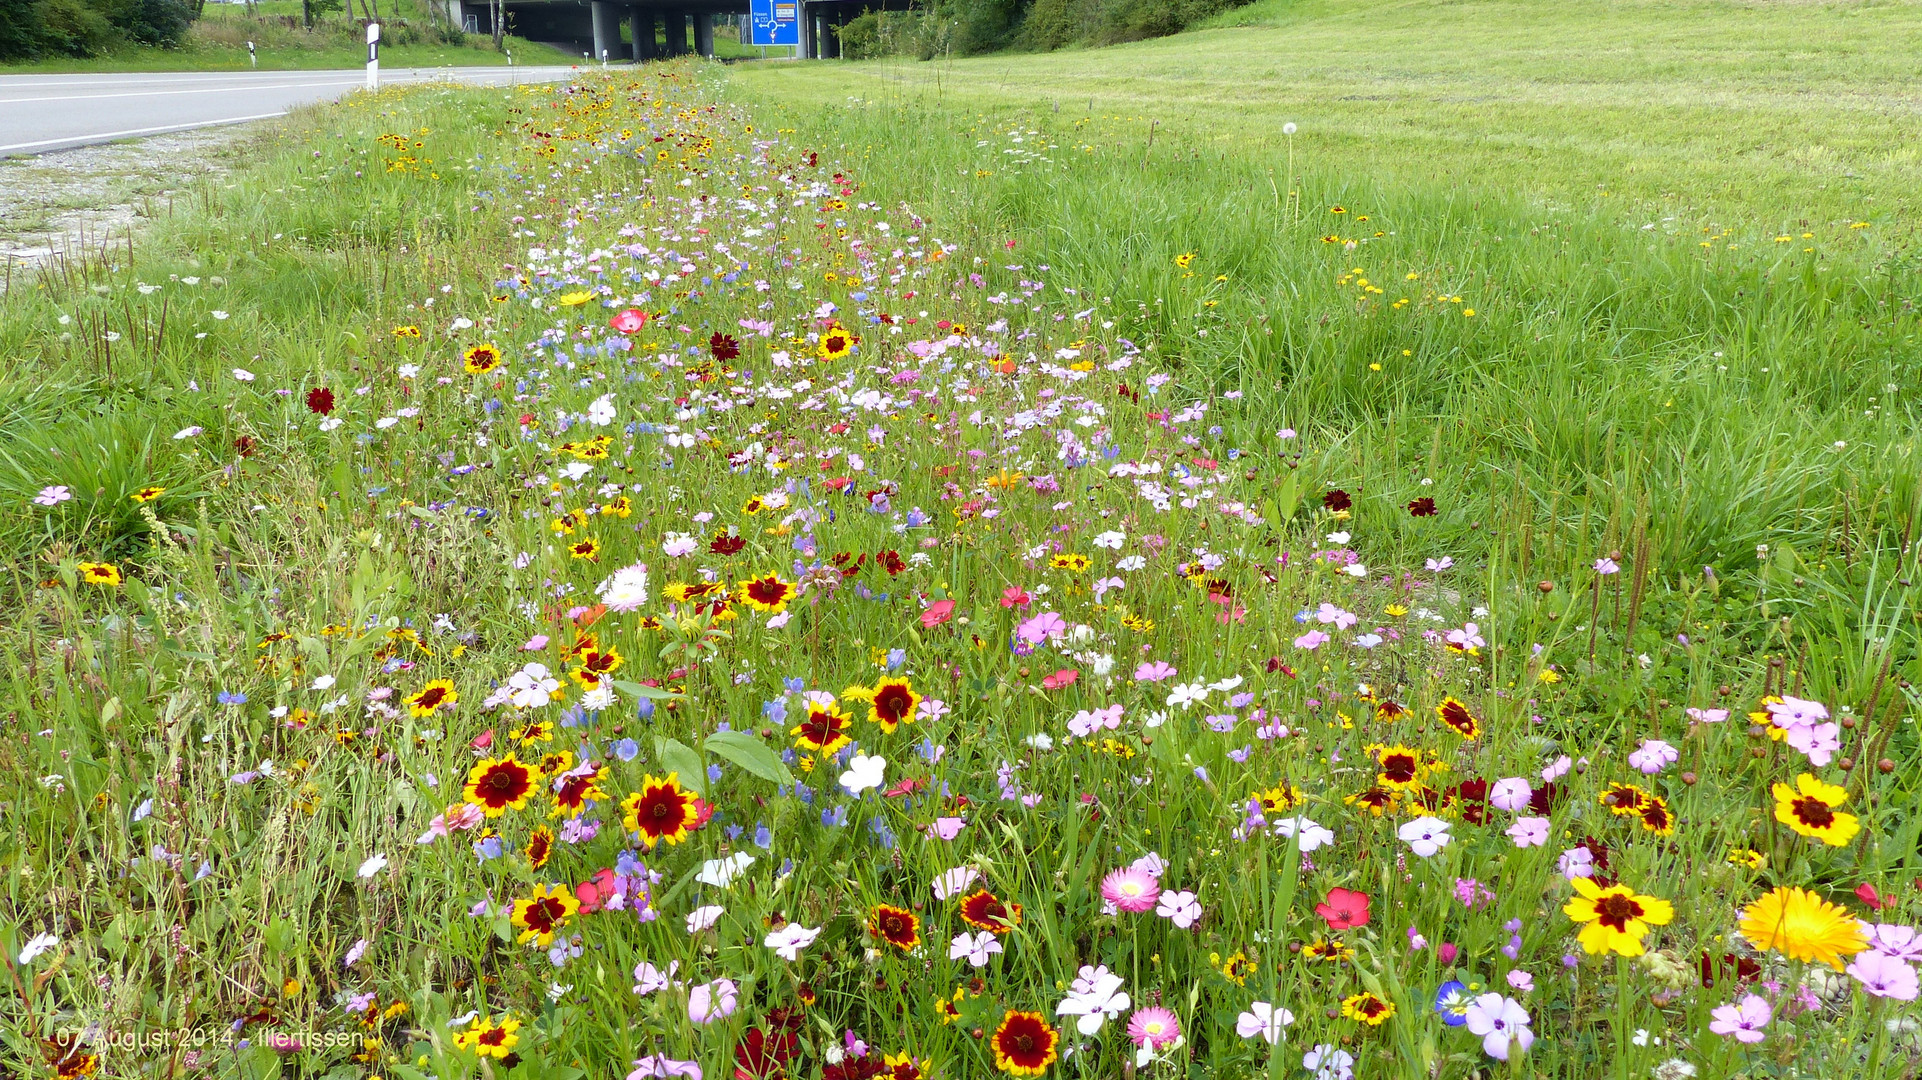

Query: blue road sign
748,0,799,46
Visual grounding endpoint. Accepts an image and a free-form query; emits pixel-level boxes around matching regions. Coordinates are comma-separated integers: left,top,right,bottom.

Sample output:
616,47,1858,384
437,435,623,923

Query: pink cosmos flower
1707,994,1771,1043
1100,867,1161,913
1016,611,1067,644
1126,1007,1181,1050
1134,661,1176,683
1293,630,1330,650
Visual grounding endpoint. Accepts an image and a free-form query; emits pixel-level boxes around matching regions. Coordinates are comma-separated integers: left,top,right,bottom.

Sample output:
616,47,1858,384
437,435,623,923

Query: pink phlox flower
1848,950,1920,1000
1016,611,1067,644
1489,777,1532,811
1156,889,1201,929
1627,739,1679,774
1133,661,1176,682
1707,994,1771,1043
1293,630,1330,651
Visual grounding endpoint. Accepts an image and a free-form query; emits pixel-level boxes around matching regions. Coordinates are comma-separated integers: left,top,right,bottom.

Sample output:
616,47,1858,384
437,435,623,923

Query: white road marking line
0,112,290,153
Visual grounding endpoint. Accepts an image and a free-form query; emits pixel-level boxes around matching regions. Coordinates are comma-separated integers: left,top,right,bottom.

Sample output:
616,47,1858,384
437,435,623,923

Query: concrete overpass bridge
446,0,894,60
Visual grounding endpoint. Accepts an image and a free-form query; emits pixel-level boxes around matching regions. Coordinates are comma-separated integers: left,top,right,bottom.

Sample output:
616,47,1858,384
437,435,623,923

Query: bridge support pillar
629,6,655,59
670,10,692,54
693,12,713,56
590,0,621,61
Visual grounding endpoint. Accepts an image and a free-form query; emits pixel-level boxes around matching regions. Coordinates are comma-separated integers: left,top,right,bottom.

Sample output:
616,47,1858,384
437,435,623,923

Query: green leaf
654,737,706,795
1273,471,1299,522
705,729,795,786
613,679,678,701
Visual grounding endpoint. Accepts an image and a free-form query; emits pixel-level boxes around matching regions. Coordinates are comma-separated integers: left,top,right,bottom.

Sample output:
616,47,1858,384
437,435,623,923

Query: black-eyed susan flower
392,324,422,338
568,537,601,561
817,323,856,360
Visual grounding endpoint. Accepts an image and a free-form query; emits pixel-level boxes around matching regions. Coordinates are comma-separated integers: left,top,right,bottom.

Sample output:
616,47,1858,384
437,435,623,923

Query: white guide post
366,22,381,90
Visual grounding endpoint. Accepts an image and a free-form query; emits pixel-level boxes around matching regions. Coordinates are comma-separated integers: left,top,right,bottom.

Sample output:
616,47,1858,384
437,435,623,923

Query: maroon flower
709,332,741,361
1322,488,1352,512
1407,496,1437,517
305,387,335,415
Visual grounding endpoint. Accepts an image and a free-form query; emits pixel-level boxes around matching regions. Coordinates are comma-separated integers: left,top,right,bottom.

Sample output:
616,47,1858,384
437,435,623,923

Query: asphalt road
0,66,582,156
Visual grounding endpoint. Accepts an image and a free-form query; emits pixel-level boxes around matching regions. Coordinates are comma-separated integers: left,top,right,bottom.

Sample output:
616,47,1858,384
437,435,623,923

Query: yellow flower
452,1015,521,1058
510,883,580,946
404,679,457,718
1563,878,1673,956
131,485,166,503
76,562,122,587
1340,992,1395,1025
1740,886,1867,970
557,290,595,307
1772,773,1859,846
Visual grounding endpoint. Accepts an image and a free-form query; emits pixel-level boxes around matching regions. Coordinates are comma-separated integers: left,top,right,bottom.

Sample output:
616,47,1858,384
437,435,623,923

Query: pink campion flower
1847,950,1920,1000
1156,889,1201,929
1016,611,1067,644
1766,695,1830,728
1463,994,1533,1061
1506,817,1551,849
1489,778,1532,812
1627,739,1679,774
1100,867,1161,913
1314,603,1357,629
1866,924,1922,961
1293,630,1331,651
1126,1007,1182,1050
626,1056,701,1080
1134,661,1177,683
1784,721,1841,766
1041,668,1079,690
1444,623,1485,650
1686,707,1730,723
1707,994,1771,1043
1505,970,1534,994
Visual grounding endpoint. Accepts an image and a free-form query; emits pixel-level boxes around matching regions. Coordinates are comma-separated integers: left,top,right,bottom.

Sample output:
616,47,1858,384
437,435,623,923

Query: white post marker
366,22,380,91
247,40,256,67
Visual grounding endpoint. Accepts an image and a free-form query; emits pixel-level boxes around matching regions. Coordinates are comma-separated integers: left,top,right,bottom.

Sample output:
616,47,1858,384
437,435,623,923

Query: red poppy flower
1857,882,1888,910
1315,887,1371,930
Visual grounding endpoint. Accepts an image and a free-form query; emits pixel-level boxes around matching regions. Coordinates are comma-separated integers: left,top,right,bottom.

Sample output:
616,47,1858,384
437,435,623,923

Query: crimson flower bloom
306,387,335,415
920,599,957,628
1315,887,1371,930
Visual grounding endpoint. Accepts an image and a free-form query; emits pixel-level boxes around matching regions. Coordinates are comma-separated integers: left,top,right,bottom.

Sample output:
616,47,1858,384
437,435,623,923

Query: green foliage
38,0,120,56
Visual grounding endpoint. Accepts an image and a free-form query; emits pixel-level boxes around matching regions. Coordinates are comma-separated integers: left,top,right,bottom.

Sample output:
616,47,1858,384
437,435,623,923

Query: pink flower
522,634,550,651
1505,969,1534,993
1686,707,1730,723
999,586,1031,609
1847,950,1920,1000
1041,668,1079,690
1506,817,1551,849
687,978,738,1024
1540,755,1573,783
1784,721,1840,766
1100,867,1161,913
1627,739,1679,774
920,599,957,628
1068,704,1125,737
1016,611,1067,644
1593,557,1619,575
1292,630,1330,651
1126,1007,1182,1050
925,817,966,841
609,308,649,334
1488,778,1532,812
1707,994,1771,1043
1156,889,1201,929
1134,661,1176,682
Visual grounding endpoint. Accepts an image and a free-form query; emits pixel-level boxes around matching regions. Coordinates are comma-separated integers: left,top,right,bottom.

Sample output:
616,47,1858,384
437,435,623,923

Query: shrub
39,0,119,55
0,0,53,58
118,0,193,46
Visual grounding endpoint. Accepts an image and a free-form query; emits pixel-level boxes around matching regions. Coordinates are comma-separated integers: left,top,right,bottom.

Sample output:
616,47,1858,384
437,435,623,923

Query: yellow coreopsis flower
1563,878,1673,957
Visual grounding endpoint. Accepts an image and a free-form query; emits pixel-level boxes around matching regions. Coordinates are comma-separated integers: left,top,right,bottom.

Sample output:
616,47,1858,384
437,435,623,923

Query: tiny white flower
356,853,388,878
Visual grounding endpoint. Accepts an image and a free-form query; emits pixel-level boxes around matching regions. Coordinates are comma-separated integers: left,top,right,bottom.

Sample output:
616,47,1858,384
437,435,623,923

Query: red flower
574,868,617,913
1856,882,1888,910
609,308,648,334
1321,488,1352,512
999,586,1031,609
306,387,335,415
709,332,742,361
1407,496,1437,517
920,600,957,629
1315,887,1371,930
869,904,921,950
1040,668,1078,690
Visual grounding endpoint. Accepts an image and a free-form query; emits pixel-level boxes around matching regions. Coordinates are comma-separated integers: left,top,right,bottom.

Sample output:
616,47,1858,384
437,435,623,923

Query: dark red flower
1407,496,1437,517
733,1025,799,1080
306,387,335,415
1322,488,1352,512
710,332,742,361
710,533,746,556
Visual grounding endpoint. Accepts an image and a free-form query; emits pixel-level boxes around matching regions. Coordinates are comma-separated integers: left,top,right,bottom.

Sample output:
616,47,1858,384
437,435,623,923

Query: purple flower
1707,994,1771,1043
1847,951,1920,1000
1463,993,1533,1061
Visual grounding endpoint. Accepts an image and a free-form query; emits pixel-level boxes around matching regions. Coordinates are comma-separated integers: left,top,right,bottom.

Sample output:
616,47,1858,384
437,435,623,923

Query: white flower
1166,682,1209,709
356,853,388,878
1325,531,1351,545
1156,889,1202,929
398,363,422,378
839,753,886,796
1116,555,1147,572
764,923,821,961
1236,1001,1294,1044
376,416,399,430
697,852,755,888
508,663,561,708
1303,1044,1354,1080
1055,964,1129,1035
1398,816,1452,858
319,416,344,431
587,394,618,426
1272,815,1334,852
211,310,230,320
310,674,337,691
950,930,1003,967
17,933,59,965
172,426,203,440
596,561,650,612
581,684,616,711
932,866,979,901
663,532,698,557
231,367,254,380
1092,530,1127,549
1342,563,1369,578
685,905,725,934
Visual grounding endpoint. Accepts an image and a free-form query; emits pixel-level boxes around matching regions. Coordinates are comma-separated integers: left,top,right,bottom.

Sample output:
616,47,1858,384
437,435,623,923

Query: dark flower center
1595,893,1644,930
1792,797,1834,828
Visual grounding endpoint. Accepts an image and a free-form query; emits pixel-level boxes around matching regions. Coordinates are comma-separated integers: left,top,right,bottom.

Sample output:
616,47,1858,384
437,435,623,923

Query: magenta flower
1016,611,1067,644
1292,630,1330,651
1506,817,1551,849
1488,777,1532,811
1100,867,1161,913
1707,994,1771,1043
1126,1006,1182,1050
